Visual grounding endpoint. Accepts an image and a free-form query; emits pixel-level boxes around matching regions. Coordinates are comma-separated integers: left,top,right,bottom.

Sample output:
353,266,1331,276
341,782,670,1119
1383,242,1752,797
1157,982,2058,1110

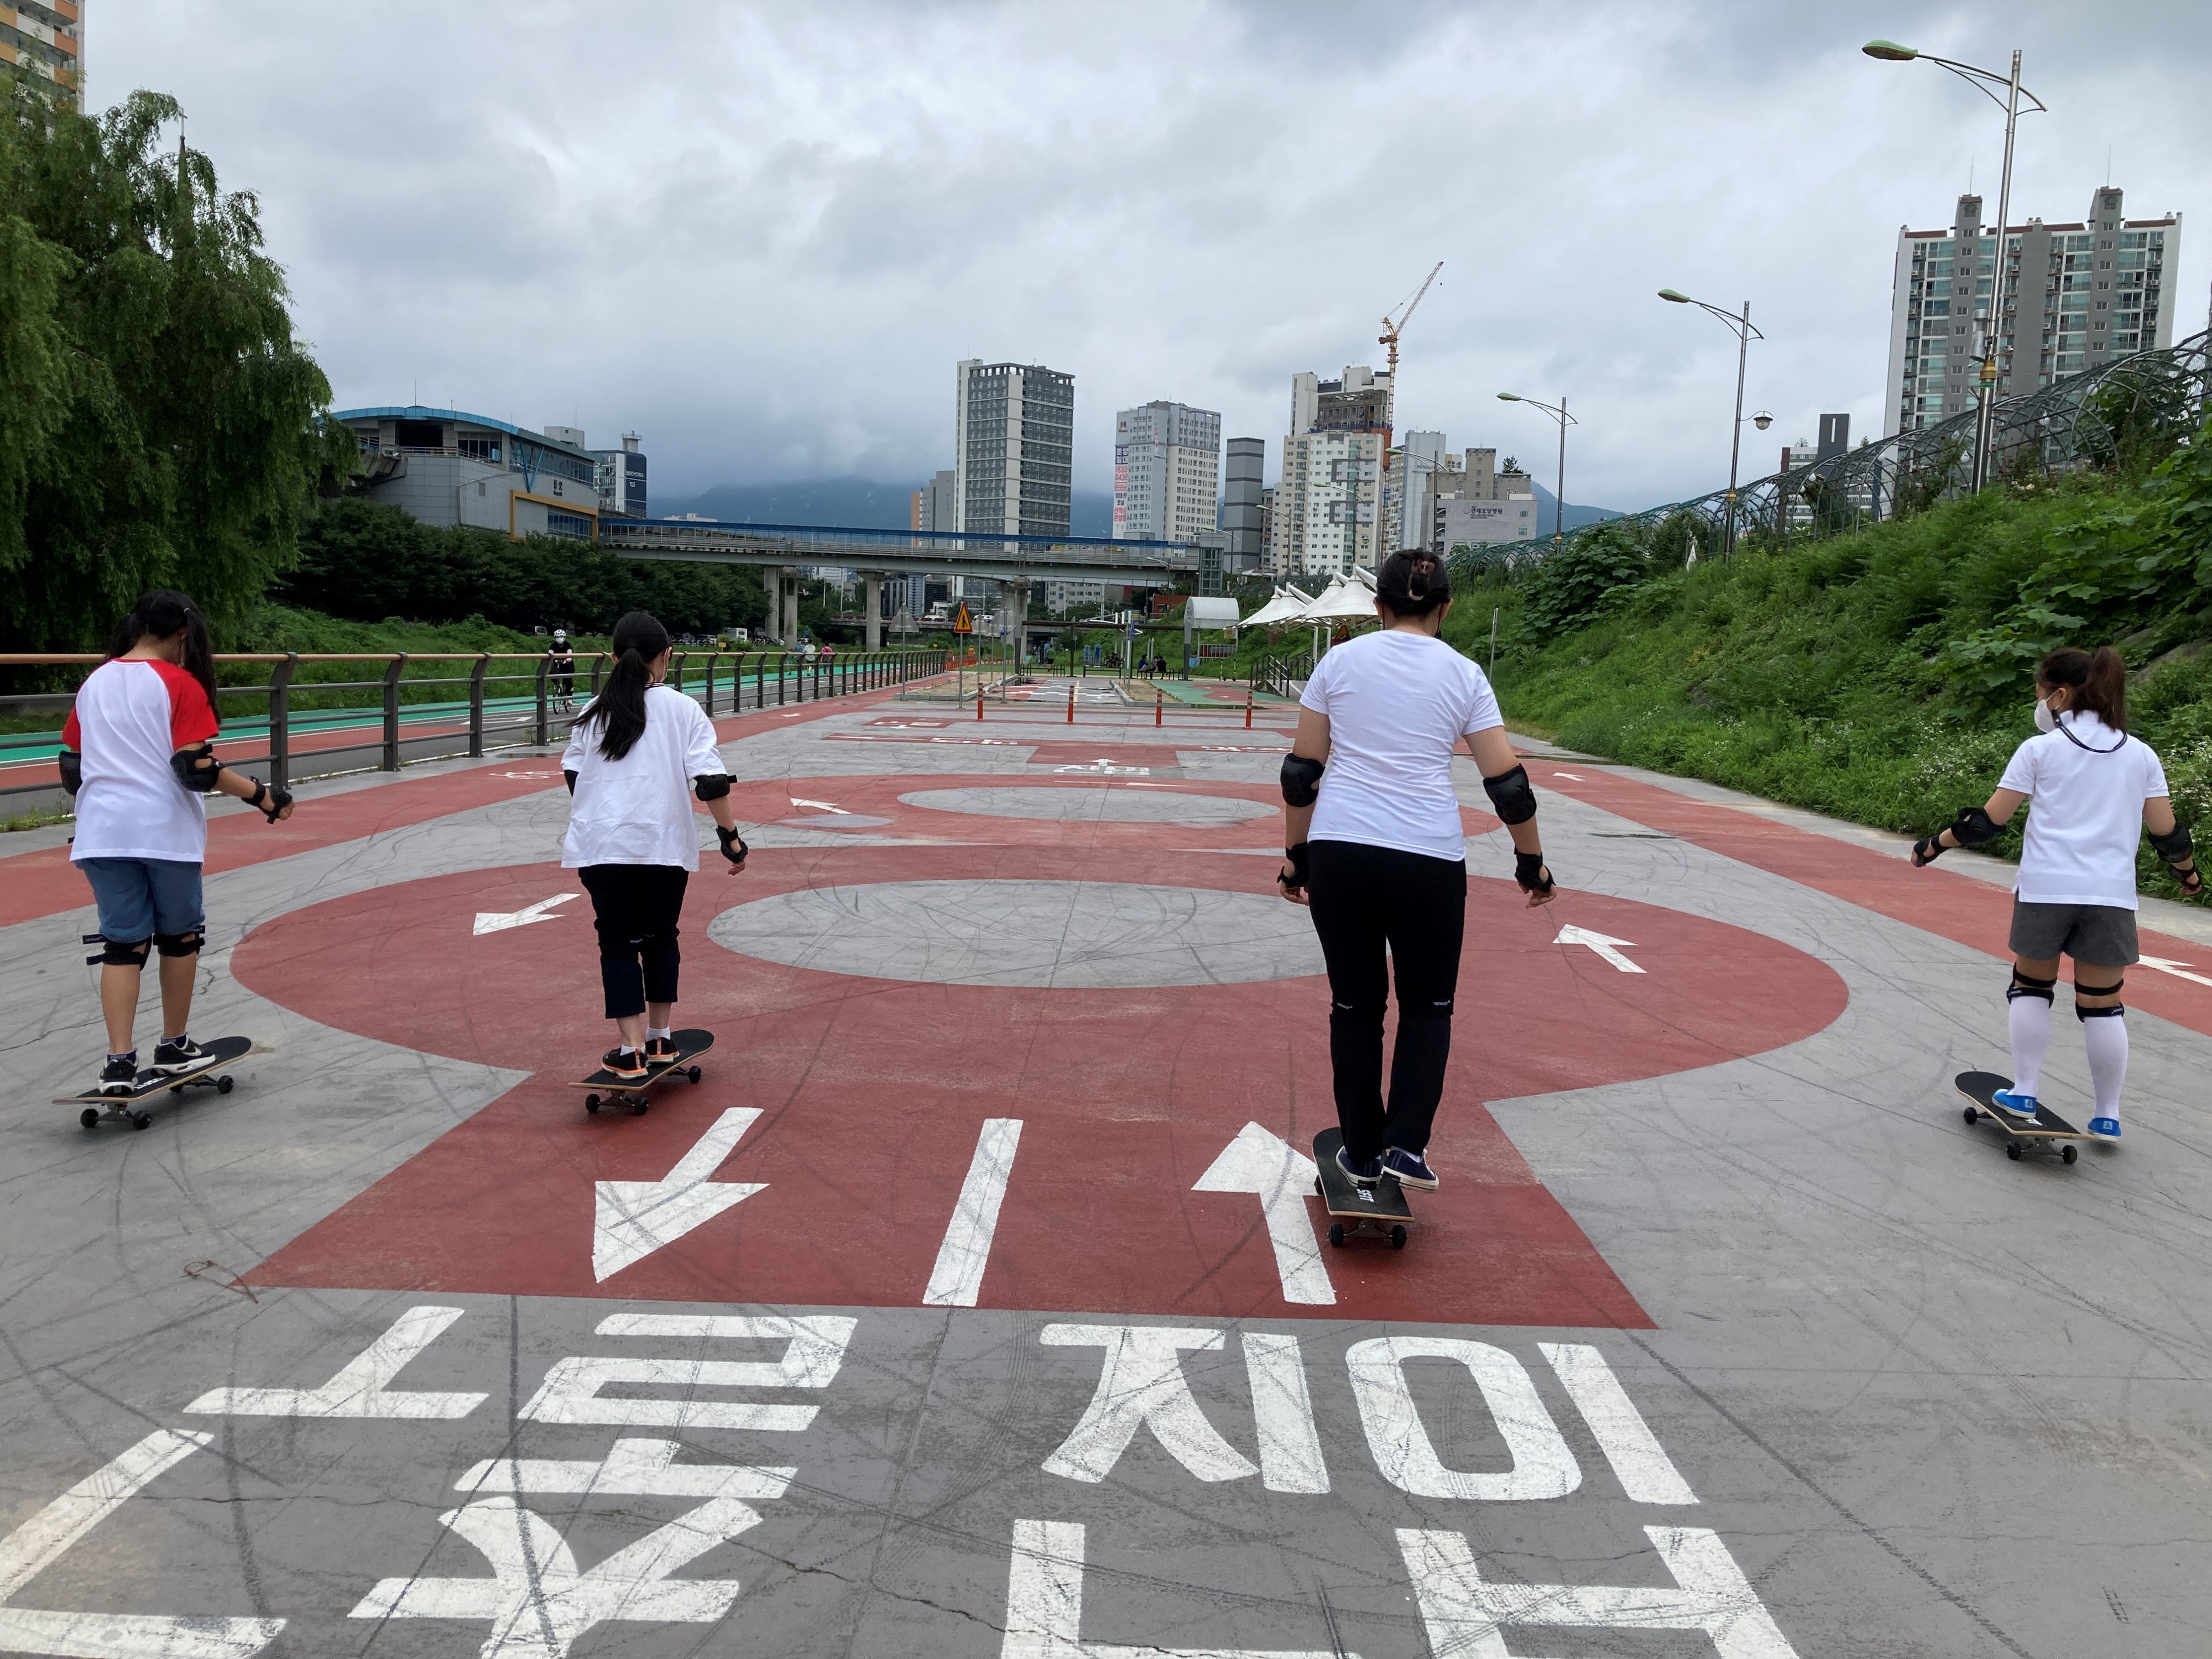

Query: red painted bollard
1067,684,1076,724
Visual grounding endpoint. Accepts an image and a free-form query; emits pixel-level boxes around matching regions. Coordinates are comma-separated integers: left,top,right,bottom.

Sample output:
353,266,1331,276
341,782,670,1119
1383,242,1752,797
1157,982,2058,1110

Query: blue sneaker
1335,1144,1384,1183
1991,1088,2041,1122
2088,1117,2121,1142
1382,1146,1439,1191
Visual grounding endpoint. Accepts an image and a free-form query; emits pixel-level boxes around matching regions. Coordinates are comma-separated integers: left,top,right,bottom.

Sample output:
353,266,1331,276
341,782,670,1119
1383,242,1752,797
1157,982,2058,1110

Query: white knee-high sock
2007,994,2052,1097
2083,1012,2128,1121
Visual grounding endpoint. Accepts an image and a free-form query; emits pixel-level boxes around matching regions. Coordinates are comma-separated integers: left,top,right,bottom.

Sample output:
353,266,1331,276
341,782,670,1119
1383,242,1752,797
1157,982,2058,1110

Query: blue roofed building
334,406,603,540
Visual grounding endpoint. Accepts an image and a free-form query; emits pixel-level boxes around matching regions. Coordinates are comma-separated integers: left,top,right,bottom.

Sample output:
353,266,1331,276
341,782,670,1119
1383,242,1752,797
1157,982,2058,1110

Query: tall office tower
1112,401,1222,543
1276,366,1391,579
4,2,82,108
589,432,648,519
1884,186,2181,437
954,360,1074,539
910,468,957,533
1221,438,1265,573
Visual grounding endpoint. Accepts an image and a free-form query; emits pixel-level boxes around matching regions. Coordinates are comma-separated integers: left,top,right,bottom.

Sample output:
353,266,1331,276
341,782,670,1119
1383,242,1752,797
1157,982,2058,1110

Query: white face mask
2033,696,2058,734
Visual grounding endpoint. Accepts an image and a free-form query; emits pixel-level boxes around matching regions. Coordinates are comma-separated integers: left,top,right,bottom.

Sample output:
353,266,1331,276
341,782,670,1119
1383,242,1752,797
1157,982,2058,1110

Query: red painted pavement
238,833,1846,1326
1531,764,2212,1040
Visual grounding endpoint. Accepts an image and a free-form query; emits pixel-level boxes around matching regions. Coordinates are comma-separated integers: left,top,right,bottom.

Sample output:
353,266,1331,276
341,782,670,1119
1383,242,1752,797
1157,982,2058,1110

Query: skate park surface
3,673,2210,1658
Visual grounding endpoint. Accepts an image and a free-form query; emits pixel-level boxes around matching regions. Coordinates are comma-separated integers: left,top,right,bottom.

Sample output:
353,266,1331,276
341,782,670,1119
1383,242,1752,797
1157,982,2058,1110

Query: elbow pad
59,749,82,795
1950,805,2001,848
2150,822,2194,864
564,769,578,796
1280,754,1325,807
693,773,733,801
170,743,223,794
1481,763,1537,825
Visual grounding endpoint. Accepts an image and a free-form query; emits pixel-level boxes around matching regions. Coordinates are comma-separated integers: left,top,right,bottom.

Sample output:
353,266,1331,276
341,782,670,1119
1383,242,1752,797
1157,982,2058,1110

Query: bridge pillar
1006,577,1031,665
781,567,801,646
863,573,883,652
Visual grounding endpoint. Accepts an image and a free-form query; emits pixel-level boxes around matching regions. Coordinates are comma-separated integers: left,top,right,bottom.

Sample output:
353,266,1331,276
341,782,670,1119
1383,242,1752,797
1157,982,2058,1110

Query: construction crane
1376,260,1443,557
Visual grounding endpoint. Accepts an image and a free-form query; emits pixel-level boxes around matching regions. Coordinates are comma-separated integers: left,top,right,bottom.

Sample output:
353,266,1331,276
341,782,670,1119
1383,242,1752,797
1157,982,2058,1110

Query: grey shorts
2008,899,2138,966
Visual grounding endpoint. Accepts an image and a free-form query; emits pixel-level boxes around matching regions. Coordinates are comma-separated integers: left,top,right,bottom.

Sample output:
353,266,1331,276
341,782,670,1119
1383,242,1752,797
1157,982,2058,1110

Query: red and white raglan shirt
62,659,221,864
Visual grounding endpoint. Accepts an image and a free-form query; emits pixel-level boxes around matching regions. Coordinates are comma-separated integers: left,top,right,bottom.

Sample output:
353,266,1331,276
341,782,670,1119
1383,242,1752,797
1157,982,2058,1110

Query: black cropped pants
1306,839,1467,1166
578,863,689,1019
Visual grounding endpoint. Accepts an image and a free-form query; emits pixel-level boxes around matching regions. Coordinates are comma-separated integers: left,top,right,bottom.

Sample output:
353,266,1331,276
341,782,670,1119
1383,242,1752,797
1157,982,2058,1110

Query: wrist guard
170,743,223,793
1514,850,1553,895
1911,833,1946,867
1279,841,1311,895
59,749,82,795
1280,754,1324,807
1483,763,1538,825
716,825,749,868
246,778,291,822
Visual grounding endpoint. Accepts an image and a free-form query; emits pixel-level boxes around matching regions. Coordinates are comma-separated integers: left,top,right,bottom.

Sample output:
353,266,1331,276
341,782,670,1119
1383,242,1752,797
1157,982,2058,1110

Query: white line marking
592,1108,766,1281
789,796,851,813
1001,1520,1355,1658
519,1315,855,1431
1191,1123,1333,1305
1551,770,1585,780
2139,954,2212,989
473,893,581,935
1539,1342,1699,1505
458,1439,794,1500
1399,1524,1802,1657
1040,1325,1259,1484
185,1306,487,1419
0,1429,286,1658
1554,924,1646,973
1347,1337,1579,1501
924,1118,1022,1307
1240,1334,1328,1494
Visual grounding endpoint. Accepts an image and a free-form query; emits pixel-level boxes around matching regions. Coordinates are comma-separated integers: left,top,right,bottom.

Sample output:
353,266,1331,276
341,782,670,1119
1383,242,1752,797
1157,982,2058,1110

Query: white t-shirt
1996,709,2168,909
561,684,726,870
64,658,221,864
1298,629,1503,863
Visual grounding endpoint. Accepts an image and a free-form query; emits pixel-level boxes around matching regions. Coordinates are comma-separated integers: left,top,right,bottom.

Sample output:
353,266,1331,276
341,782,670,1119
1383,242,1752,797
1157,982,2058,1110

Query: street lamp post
1658,289,1764,559
1864,40,2046,493
1495,393,1578,544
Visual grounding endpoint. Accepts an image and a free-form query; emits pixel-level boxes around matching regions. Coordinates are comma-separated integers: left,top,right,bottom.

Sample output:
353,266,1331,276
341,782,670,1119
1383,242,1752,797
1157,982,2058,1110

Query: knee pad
2078,1001,2126,1020
2006,969,2057,1003
83,932,150,968
153,927,204,959
2076,978,2125,1019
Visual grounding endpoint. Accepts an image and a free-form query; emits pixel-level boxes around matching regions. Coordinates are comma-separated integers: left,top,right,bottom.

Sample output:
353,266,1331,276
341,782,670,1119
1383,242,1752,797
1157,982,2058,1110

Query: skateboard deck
573,1029,713,1115
56,1035,253,1129
1311,1126,1413,1248
1956,1070,2091,1164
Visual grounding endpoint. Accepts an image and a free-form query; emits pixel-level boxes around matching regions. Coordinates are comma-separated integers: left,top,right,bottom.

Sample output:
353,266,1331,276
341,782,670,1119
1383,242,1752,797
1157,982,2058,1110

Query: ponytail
577,611,669,760
1376,547,1451,619
2038,645,2128,731
109,589,220,726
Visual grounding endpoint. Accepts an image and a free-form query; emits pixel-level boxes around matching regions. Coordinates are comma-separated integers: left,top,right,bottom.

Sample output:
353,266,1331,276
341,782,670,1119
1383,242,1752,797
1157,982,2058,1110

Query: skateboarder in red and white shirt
1912,645,2200,1142
57,591,294,1095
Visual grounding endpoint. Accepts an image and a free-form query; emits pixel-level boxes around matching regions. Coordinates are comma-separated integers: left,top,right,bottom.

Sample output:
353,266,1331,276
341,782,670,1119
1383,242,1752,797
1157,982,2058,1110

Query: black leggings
1306,839,1466,1165
579,864,690,1019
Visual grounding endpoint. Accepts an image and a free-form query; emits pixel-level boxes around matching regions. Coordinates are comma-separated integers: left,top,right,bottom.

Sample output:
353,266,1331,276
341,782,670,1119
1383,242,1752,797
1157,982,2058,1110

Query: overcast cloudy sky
97,1,2212,513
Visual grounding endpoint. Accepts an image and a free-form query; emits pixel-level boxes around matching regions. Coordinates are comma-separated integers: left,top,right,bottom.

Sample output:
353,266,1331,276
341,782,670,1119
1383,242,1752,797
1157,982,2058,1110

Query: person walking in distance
56,591,294,1096
547,629,576,713
562,612,750,1081
1276,550,1557,1189
1912,645,2199,1142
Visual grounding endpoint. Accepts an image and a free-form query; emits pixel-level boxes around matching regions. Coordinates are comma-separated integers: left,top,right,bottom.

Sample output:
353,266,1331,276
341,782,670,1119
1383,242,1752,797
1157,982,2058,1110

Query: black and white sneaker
149,1036,211,1077
1383,1147,1439,1191
602,1046,648,1082
644,1034,679,1068
95,1055,139,1097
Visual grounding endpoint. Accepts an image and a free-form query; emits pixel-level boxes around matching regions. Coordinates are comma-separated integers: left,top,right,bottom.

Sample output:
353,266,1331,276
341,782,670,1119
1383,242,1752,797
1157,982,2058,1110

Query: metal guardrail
1254,650,1314,702
0,648,940,805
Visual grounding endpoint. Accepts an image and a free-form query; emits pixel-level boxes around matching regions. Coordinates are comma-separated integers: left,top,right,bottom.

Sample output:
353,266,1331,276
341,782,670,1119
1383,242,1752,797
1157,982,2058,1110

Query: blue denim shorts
77,857,205,943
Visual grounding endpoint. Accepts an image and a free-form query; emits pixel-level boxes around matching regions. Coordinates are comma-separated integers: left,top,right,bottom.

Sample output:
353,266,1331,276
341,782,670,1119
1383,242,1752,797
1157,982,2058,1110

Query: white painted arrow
1192,1123,1333,1306
1552,770,1585,780
594,1109,765,1282
473,893,580,935
790,797,851,813
2140,955,2212,990
1555,925,1645,973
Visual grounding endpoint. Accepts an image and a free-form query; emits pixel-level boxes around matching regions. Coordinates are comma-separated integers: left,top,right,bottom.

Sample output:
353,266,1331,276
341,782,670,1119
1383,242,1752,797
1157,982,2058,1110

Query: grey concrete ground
2,681,2208,1657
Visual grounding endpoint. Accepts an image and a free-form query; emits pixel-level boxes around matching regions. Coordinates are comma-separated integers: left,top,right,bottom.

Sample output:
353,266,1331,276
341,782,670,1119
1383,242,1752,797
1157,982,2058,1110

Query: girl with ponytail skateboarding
1275,549,1557,1192
1912,645,2200,1143
562,611,750,1082
56,591,293,1097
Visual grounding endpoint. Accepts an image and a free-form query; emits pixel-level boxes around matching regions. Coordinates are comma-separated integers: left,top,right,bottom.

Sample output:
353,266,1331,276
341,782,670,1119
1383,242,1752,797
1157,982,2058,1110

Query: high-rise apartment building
910,468,957,534
3,2,82,108
955,360,1074,539
1222,438,1266,572
1884,186,2182,437
1275,366,1391,579
1386,430,1447,552
589,432,648,519
1113,401,1221,543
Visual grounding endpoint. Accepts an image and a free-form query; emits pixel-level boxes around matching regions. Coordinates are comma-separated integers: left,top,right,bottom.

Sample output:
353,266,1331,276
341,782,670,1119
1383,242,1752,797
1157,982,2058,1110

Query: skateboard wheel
634,1100,649,1115
79,1108,100,1130
2006,1141,2022,1160
131,1113,150,1130
217,1076,233,1095
2062,1144,2078,1165
170,1084,184,1095
1327,1222,1345,1247
687,1066,702,1084
1963,1107,1980,1126
1391,1224,1407,1249
586,1094,601,1112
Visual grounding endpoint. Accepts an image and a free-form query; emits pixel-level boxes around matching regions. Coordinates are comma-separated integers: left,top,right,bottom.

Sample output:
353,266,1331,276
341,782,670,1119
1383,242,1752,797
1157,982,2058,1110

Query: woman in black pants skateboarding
562,612,750,1081
1276,550,1557,1188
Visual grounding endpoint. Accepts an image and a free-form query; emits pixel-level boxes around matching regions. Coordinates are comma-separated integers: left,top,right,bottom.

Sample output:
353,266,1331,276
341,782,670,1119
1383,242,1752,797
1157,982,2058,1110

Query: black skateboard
575,1029,713,1115
55,1035,253,1130
1957,1070,2092,1165
1311,1126,1413,1249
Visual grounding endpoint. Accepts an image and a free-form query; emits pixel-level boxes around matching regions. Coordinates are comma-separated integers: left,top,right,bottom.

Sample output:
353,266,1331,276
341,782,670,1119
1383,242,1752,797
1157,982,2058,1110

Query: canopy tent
1240,586,1313,628
1183,596,1243,630
1292,576,1384,623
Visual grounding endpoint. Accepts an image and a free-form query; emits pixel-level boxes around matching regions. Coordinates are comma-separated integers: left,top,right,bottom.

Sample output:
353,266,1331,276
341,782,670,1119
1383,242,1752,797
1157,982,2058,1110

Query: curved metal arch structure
1449,330,2210,580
